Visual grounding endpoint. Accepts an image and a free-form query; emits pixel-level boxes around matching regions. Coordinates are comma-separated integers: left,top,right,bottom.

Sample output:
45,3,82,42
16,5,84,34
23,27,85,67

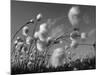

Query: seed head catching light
36,13,42,21
26,36,33,45
22,26,29,36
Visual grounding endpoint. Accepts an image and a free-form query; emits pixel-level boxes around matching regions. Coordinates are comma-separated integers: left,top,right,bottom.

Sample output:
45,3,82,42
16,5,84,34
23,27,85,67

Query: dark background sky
11,0,96,59
11,0,96,35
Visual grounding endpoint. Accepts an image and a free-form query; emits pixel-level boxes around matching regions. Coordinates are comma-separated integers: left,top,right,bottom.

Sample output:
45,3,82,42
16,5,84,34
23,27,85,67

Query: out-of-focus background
11,0,96,60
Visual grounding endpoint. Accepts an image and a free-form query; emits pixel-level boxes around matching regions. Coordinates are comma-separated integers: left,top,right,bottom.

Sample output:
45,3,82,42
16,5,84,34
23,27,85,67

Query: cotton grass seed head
34,31,39,38
26,36,33,45
46,37,52,42
38,32,46,41
81,32,87,40
14,37,23,46
21,45,28,53
22,26,29,36
37,23,49,42
68,6,80,27
36,41,43,52
70,31,80,40
49,48,65,68
36,13,42,21
70,39,78,49
16,37,22,41
39,23,47,33
14,40,18,46
15,41,24,50
29,18,34,23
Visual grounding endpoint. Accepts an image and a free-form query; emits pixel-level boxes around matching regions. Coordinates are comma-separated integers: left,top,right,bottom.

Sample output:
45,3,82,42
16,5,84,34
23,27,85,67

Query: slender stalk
28,20,40,63
11,22,31,42
79,43,93,46
28,19,39,54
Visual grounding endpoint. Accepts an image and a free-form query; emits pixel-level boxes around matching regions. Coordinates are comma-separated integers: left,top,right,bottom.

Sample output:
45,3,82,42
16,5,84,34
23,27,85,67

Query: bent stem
79,43,93,46
11,22,33,43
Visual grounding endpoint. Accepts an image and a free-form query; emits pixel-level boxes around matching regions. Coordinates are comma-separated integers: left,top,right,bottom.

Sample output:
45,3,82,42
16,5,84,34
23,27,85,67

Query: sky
11,0,96,60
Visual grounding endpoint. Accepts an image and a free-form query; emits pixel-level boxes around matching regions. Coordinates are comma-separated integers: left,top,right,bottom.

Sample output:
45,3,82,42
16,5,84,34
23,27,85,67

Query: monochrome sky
11,0,96,59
